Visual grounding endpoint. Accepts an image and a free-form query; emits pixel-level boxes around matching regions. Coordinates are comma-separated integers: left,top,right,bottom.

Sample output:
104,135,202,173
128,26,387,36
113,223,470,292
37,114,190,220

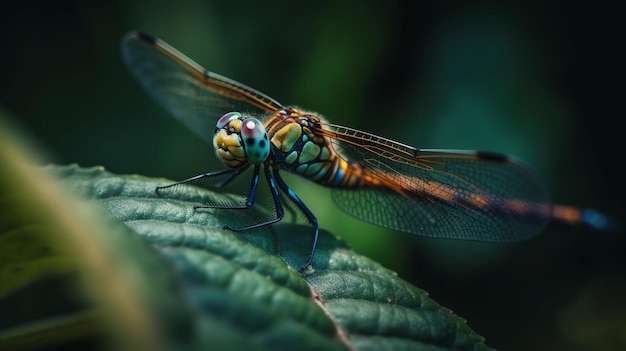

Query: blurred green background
1,1,623,350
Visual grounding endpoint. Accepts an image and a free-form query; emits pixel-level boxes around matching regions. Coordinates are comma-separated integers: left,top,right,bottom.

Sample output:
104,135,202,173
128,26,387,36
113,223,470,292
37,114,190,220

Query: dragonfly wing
332,183,550,242
321,123,552,242
121,31,283,143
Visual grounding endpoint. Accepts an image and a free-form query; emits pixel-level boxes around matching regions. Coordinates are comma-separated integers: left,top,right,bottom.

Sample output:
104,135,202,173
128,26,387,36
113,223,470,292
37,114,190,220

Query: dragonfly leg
194,165,260,210
156,167,246,196
214,164,251,188
279,191,299,223
223,165,285,230
273,169,319,273
155,165,249,201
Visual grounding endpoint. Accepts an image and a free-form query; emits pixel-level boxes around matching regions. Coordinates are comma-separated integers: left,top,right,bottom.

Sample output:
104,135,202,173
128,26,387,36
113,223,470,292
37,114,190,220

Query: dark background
1,1,623,350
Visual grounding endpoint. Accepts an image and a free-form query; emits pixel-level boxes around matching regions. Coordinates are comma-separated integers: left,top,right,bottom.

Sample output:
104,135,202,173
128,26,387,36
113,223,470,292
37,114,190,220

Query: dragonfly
121,30,615,271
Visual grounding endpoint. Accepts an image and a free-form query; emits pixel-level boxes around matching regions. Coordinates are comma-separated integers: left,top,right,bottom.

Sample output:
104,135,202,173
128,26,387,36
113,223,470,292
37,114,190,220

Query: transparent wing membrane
332,188,549,242
121,32,282,143
316,122,552,240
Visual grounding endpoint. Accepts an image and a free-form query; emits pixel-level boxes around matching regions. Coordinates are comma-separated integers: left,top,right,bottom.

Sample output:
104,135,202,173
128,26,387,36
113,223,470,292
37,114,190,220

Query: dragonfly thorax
212,112,270,168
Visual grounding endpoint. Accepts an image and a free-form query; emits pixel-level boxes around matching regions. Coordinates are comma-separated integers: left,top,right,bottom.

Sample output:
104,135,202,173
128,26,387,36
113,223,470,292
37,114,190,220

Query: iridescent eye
216,112,242,129
241,118,270,164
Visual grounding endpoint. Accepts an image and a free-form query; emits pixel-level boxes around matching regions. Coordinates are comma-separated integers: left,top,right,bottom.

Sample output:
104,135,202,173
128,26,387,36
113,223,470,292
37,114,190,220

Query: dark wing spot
476,151,509,163
246,138,255,147
259,140,266,148
135,31,157,44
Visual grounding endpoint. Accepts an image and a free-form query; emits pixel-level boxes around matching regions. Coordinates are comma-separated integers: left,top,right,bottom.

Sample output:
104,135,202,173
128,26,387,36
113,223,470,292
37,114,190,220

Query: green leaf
0,113,492,350
52,164,493,350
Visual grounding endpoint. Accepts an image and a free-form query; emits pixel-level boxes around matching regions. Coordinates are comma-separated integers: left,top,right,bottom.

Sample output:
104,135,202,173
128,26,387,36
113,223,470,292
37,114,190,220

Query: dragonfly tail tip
581,208,619,232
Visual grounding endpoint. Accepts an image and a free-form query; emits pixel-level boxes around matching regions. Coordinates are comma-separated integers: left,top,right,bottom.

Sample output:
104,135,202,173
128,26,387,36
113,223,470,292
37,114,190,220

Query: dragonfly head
213,112,270,168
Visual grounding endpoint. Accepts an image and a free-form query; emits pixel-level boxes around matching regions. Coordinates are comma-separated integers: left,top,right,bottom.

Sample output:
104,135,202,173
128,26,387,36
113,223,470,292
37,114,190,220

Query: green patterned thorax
268,111,336,183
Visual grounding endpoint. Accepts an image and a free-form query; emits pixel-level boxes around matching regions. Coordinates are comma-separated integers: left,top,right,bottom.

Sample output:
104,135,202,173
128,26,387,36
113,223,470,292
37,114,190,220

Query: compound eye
241,118,270,164
216,112,242,129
